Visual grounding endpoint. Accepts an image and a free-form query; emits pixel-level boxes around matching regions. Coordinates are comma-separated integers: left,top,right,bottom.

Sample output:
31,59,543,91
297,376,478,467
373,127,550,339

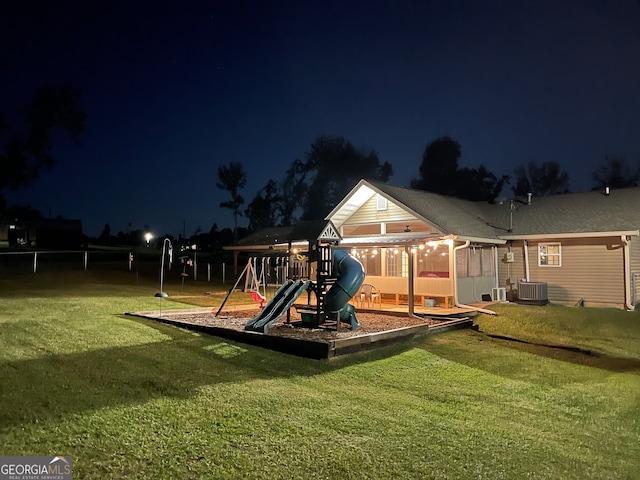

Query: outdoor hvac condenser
517,281,548,305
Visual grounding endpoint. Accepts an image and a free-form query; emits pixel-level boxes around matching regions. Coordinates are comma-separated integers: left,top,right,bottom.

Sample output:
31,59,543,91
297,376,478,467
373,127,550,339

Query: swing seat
250,290,266,308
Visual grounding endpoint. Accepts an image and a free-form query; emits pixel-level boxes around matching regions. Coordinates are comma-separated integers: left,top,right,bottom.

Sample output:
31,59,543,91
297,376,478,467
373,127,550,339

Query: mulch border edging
125,310,474,360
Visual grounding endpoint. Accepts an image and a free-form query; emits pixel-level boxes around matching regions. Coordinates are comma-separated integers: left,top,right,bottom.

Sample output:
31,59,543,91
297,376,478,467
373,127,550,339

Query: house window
351,248,382,276
456,249,468,278
538,243,561,267
418,243,450,278
385,248,407,277
482,248,494,276
455,247,495,277
342,224,381,236
376,194,388,211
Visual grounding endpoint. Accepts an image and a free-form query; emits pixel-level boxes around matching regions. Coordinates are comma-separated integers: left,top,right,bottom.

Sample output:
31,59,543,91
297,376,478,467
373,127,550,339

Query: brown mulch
166,308,444,342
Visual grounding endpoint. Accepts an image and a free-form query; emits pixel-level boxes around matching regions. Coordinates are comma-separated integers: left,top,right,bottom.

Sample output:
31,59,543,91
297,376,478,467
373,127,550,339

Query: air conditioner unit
517,281,548,305
491,287,506,302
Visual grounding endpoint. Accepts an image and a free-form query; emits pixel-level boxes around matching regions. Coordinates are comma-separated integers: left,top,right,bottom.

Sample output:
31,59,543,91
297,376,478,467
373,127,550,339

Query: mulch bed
165,307,446,342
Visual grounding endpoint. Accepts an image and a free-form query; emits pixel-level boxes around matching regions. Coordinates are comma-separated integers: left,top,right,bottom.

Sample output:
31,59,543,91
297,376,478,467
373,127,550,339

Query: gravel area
166,308,444,341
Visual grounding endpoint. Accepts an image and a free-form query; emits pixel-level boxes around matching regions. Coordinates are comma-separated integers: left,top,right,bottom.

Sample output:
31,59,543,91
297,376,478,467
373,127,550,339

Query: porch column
405,246,419,318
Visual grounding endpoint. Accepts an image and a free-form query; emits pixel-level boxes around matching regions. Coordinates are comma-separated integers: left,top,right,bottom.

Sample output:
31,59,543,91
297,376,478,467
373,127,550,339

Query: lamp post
155,239,173,317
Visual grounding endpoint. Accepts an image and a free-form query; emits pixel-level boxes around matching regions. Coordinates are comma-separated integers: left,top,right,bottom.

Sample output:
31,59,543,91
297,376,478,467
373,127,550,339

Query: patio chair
359,283,381,308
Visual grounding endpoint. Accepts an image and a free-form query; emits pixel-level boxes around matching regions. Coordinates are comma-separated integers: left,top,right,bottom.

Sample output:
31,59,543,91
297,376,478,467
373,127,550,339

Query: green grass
1,271,639,479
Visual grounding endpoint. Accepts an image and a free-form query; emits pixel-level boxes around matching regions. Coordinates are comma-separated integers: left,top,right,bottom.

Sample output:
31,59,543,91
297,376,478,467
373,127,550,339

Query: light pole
155,239,173,317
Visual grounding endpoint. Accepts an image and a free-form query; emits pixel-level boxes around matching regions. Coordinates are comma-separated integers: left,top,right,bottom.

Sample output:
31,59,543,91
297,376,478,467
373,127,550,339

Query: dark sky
2,0,640,238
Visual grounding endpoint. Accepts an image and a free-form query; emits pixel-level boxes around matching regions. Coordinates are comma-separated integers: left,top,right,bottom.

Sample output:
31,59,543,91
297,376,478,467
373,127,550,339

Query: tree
0,83,86,203
245,179,280,231
411,136,507,201
216,161,247,240
290,135,393,221
456,165,509,202
410,136,461,195
511,161,570,197
275,159,308,226
592,156,639,190
97,223,112,244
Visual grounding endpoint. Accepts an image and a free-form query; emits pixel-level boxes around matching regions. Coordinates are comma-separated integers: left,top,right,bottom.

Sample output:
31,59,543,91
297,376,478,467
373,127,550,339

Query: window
376,194,388,211
342,224,381,236
455,249,468,278
538,243,561,267
455,246,495,277
351,248,381,276
482,248,494,276
385,248,407,277
418,243,450,278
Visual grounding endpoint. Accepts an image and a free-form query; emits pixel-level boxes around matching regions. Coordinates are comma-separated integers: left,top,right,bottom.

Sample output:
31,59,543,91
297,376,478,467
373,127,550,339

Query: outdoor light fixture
155,238,173,299
144,232,153,246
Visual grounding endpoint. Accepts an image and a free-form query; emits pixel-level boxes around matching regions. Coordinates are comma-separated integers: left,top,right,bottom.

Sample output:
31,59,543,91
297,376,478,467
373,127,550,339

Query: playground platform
127,304,479,360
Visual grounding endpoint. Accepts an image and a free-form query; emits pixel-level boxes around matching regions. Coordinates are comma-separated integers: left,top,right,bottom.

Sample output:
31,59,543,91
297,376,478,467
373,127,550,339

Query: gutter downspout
405,246,423,320
494,245,499,289
523,240,530,282
453,240,497,315
622,235,634,310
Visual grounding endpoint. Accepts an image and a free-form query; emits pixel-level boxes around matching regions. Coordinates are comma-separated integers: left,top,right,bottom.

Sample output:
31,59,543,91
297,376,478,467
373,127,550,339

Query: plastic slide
245,280,311,333
324,250,366,330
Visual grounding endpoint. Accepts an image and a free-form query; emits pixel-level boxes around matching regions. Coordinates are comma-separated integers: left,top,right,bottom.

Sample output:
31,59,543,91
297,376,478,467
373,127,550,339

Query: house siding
526,238,624,307
497,242,526,291
346,196,419,224
630,236,640,274
630,236,640,306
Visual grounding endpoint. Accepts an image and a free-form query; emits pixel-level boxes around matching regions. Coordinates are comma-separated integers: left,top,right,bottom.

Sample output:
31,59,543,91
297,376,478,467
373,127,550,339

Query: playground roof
229,220,331,251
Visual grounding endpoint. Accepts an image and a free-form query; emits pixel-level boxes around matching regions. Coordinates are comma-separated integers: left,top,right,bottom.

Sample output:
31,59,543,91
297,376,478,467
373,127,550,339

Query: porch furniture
359,284,381,308
379,292,454,308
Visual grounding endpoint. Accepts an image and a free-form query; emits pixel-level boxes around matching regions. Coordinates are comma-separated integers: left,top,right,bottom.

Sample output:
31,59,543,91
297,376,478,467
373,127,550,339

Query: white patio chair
359,284,381,308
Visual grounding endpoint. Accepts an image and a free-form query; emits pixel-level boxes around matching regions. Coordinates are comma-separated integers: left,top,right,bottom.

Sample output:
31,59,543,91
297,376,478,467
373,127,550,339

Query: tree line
1,84,639,244
218,135,640,238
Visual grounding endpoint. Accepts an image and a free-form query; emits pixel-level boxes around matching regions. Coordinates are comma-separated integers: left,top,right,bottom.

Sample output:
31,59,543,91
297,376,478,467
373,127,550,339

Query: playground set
216,243,366,334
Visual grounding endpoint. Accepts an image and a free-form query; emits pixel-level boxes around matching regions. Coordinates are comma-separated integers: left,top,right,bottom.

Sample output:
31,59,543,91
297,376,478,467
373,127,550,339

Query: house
0,218,83,249
228,180,640,310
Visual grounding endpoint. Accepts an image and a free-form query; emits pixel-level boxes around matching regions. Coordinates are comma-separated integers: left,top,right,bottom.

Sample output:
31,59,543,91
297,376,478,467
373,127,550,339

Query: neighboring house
0,219,83,248
228,180,640,310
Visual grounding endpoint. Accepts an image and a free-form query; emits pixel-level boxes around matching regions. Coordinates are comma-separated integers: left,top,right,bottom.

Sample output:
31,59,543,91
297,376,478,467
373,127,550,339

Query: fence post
33,252,38,273
193,252,197,281
84,251,88,270
207,263,211,282
222,263,226,283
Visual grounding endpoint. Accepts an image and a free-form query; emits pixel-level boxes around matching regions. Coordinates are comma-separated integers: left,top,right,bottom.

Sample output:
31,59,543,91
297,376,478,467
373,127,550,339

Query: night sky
2,0,639,238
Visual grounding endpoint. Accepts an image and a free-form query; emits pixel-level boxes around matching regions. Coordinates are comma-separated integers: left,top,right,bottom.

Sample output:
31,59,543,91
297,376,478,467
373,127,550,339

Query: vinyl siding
497,243,526,290
630,236,640,274
527,238,624,307
630,237,640,307
346,196,421,224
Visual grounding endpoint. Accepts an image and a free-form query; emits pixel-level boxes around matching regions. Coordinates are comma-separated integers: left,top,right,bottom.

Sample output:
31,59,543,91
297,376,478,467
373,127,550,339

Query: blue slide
244,250,365,333
245,279,311,333
324,250,366,330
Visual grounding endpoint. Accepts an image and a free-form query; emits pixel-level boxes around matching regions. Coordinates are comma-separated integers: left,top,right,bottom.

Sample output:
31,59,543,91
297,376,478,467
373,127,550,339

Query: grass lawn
1,271,639,479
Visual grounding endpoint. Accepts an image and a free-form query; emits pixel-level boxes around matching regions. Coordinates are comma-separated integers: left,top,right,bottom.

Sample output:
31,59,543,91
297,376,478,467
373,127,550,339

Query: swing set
215,256,280,317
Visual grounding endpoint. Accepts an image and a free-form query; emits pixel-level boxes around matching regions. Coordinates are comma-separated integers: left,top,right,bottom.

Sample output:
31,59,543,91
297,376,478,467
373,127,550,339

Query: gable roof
478,187,640,237
326,179,640,241
326,180,503,241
